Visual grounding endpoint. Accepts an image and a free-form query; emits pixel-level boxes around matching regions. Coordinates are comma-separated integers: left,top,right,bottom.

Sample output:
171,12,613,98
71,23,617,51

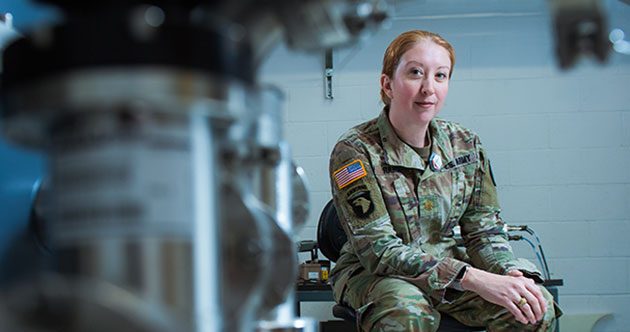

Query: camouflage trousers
340,273,558,332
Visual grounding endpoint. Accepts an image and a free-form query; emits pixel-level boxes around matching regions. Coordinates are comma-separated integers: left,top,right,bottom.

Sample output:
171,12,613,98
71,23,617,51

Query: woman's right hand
460,266,548,325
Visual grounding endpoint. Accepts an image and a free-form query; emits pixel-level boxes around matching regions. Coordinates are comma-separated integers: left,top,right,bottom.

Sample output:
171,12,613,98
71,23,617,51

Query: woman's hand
460,267,548,325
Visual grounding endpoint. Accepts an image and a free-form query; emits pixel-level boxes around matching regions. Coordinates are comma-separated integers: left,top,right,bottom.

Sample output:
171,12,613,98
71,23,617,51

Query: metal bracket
324,49,333,99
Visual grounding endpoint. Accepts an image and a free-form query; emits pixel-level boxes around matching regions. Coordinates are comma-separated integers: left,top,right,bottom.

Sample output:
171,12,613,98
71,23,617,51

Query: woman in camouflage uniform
328,30,560,331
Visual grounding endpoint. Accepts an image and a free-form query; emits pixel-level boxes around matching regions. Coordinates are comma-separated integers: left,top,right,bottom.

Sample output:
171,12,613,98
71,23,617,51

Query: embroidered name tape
442,152,477,170
334,159,367,189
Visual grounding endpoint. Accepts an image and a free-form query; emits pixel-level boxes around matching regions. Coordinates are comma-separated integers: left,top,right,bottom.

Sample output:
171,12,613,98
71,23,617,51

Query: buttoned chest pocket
392,178,420,241
393,177,448,243
444,164,476,233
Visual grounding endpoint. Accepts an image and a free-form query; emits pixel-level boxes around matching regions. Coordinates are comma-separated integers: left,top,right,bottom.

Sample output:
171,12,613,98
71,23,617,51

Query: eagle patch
347,190,374,218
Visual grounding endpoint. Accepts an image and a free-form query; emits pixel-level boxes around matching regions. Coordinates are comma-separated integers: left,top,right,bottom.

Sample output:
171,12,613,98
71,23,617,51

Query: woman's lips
416,101,434,108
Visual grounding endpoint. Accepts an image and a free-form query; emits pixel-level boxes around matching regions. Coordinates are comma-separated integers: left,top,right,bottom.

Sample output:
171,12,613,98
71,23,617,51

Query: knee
539,287,556,314
539,286,559,325
367,302,440,332
363,279,439,332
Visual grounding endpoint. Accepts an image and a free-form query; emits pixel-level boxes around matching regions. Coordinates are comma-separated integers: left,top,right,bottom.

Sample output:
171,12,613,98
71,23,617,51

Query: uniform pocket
442,166,474,235
393,178,419,239
356,301,375,331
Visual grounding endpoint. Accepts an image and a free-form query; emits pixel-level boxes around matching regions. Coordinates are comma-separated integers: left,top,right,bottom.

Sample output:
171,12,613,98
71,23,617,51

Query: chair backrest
317,199,347,263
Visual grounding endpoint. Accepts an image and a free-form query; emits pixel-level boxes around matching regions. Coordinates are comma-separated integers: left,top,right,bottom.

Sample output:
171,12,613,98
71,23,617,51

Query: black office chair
317,199,485,332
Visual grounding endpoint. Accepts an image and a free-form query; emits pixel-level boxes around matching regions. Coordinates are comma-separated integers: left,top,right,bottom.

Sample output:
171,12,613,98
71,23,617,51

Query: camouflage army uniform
328,110,558,332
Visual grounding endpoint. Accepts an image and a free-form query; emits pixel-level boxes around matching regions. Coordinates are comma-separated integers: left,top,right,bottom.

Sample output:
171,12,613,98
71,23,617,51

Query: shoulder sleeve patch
475,147,500,208
329,145,388,233
333,159,367,189
340,182,388,230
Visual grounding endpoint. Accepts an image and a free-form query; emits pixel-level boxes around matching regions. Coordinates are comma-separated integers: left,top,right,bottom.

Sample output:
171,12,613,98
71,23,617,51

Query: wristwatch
450,265,469,291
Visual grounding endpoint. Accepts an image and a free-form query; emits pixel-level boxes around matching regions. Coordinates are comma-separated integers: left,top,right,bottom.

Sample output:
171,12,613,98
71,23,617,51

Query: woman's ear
380,74,393,99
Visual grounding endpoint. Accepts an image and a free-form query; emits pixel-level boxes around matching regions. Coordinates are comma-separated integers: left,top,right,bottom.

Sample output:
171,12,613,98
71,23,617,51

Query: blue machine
0,137,45,282
0,1,55,285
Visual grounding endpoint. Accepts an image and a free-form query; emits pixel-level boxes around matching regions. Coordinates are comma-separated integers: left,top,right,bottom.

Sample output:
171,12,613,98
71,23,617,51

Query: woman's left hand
505,269,548,322
461,266,548,325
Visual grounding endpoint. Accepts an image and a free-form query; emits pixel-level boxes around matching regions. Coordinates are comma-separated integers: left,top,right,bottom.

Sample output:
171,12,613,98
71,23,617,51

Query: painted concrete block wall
262,3,630,331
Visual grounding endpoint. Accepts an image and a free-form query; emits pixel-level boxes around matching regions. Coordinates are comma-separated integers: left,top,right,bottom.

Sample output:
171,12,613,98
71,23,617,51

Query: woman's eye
436,72,448,80
411,69,422,76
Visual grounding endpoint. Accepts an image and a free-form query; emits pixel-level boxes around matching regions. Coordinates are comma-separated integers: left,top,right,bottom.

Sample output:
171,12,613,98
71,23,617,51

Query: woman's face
382,40,451,127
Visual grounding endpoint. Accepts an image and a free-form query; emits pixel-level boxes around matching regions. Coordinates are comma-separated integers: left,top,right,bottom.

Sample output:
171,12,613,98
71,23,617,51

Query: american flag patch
334,159,367,189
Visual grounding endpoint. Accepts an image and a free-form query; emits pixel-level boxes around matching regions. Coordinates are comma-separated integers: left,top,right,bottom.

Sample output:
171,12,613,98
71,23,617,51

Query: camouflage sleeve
330,141,468,301
461,144,543,280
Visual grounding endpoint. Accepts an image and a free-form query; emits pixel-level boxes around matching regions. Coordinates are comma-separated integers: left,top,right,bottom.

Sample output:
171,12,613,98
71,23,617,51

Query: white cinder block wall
261,2,630,331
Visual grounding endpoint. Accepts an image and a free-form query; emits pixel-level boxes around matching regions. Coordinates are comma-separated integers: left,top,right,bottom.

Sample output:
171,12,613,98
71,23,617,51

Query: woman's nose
420,78,434,95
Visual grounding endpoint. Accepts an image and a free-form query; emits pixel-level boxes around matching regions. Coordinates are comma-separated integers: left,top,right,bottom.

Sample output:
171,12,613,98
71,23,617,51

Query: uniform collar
378,110,453,171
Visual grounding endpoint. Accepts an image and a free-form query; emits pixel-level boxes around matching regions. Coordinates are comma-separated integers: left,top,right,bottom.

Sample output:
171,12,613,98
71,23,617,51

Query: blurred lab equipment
548,0,610,68
0,1,394,332
297,240,330,284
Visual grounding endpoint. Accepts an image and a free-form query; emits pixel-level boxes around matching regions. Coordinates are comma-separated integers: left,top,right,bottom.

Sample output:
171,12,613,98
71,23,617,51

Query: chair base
320,320,357,332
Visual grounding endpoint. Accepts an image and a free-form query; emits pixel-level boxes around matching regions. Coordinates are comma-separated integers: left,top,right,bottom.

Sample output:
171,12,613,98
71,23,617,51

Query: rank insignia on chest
334,159,367,189
424,201,434,211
